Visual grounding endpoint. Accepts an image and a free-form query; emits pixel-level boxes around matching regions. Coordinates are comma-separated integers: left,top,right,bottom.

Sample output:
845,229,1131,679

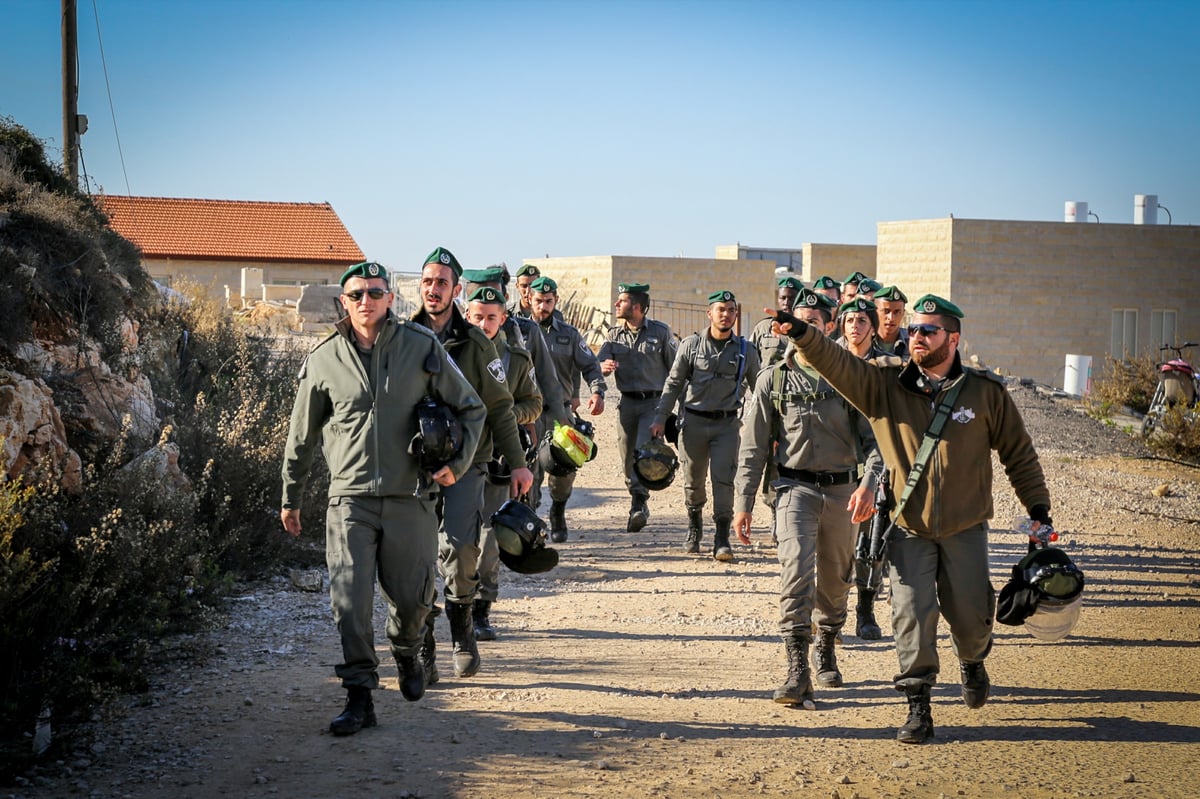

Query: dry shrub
1085,354,1158,417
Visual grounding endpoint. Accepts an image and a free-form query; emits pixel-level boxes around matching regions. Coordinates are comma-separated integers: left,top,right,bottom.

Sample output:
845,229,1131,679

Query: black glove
1029,505,1053,528
769,308,808,339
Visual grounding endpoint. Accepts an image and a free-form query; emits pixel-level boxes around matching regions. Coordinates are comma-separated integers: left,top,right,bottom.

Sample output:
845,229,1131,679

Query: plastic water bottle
1014,515,1057,546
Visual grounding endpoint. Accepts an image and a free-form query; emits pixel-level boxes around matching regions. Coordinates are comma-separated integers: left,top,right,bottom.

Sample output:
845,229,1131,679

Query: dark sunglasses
907,323,948,338
344,288,388,302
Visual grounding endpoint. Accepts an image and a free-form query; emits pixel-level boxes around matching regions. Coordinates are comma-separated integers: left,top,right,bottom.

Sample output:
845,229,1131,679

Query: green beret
466,286,506,306
423,246,462,276
776,276,803,291
617,282,650,295
530,275,558,293
812,275,841,290
462,265,506,285
838,297,877,316
708,289,736,305
874,285,908,303
339,261,388,286
857,278,882,294
792,288,838,311
912,294,964,319
842,271,869,286
515,263,541,278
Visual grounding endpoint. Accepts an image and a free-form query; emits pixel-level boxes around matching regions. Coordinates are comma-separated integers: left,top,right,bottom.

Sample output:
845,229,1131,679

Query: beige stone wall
525,254,778,337
143,258,345,304
802,243,878,283
877,218,1200,387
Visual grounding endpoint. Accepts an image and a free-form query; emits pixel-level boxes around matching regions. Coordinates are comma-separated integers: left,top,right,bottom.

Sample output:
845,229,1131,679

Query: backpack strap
893,377,966,520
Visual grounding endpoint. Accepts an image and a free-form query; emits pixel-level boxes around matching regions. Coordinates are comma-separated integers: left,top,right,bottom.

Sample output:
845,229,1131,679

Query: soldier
528,275,607,542
460,267,568,441
768,294,1053,744
751,275,803,369
597,282,678,533
281,261,486,735
811,275,841,304
839,271,870,304
837,296,890,641
462,287,542,641
733,288,879,707
650,290,760,560
512,263,541,318
412,247,533,683
874,285,910,358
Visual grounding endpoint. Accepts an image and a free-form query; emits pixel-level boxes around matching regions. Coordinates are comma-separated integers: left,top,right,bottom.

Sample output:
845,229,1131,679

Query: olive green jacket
791,323,1050,538
281,314,486,506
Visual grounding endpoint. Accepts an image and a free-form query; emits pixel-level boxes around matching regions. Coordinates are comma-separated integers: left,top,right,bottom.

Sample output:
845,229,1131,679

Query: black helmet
997,546,1084,640
633,439,678,491
409,396,463,473
491,499,559,574
487,426,538,486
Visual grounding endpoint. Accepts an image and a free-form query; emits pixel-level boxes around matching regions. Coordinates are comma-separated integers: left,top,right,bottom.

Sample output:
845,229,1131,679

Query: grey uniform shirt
733,352,880,515
750,316,789,369
503,316,567,420
653,331,760,423
539,315,607,406
597,318,678,395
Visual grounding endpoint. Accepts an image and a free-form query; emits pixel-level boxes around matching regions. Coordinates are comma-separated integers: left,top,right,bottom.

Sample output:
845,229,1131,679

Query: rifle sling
892,377,965,522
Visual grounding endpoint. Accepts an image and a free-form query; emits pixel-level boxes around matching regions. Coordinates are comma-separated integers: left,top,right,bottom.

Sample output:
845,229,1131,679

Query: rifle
855,471,892,593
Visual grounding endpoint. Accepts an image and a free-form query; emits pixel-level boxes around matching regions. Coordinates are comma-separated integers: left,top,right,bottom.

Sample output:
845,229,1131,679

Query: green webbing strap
893,378,965,521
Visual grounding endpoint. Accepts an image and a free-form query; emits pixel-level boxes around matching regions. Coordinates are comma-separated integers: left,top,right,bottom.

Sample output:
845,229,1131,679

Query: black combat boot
684,506,703,553
473,599,497,641
549,499,568,543
396,653,425,701
329,686,376,736
855,588,882,640
712,516,734,562
897,684,935,744
960,660,990,709
627,496,649,532
419,612,439,686
445,601,481,678
812,627,843,687
773,634,814,706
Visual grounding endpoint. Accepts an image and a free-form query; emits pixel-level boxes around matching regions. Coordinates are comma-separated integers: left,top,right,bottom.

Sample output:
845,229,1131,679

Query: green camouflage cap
423,246,462,276
339,261,388,286
811,275,840,290
466,286,506,306
776,276,804,291
515,263,541,278
617,282,650,294
462,266,506,285
792,288,838,311
874,285,908,303
707,289,736,304
858,278,882,294
838,296,877,316
842,271,869,286
530,275,558,293
912,294,964,319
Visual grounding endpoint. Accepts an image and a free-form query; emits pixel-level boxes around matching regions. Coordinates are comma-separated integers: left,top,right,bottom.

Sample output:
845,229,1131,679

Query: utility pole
62,0,81,189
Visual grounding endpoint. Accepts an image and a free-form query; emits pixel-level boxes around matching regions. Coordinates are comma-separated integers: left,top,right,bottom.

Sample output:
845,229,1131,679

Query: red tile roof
94,195,365,264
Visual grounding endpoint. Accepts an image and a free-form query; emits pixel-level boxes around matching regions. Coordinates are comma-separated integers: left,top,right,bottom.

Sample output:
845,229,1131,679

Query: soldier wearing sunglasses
768,293,1051,745
280,261,486,735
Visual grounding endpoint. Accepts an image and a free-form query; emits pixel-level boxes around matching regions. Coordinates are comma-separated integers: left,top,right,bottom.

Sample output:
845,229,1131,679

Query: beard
912,336,953,370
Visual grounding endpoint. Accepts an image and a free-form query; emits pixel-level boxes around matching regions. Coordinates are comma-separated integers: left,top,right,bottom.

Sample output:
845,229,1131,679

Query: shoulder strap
893,377,966,519
735,336,748,386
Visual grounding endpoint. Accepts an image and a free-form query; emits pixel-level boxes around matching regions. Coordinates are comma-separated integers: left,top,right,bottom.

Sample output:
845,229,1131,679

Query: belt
686,407,738,419
777,465,856,486
622,390,662,401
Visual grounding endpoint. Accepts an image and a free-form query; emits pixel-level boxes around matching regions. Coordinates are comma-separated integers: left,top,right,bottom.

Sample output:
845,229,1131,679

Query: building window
1151,309,1178,348
300,279,328,286
1111,309,1137,359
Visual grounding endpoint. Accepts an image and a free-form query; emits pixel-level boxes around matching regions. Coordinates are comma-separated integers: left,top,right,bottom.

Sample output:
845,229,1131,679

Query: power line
90,0,131,196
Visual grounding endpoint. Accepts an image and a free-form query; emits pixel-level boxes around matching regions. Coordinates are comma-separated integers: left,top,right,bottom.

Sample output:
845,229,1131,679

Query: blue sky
4,0,1198,273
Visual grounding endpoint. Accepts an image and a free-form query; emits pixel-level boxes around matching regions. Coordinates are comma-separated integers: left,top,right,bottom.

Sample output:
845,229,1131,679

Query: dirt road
13,384,1200,799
